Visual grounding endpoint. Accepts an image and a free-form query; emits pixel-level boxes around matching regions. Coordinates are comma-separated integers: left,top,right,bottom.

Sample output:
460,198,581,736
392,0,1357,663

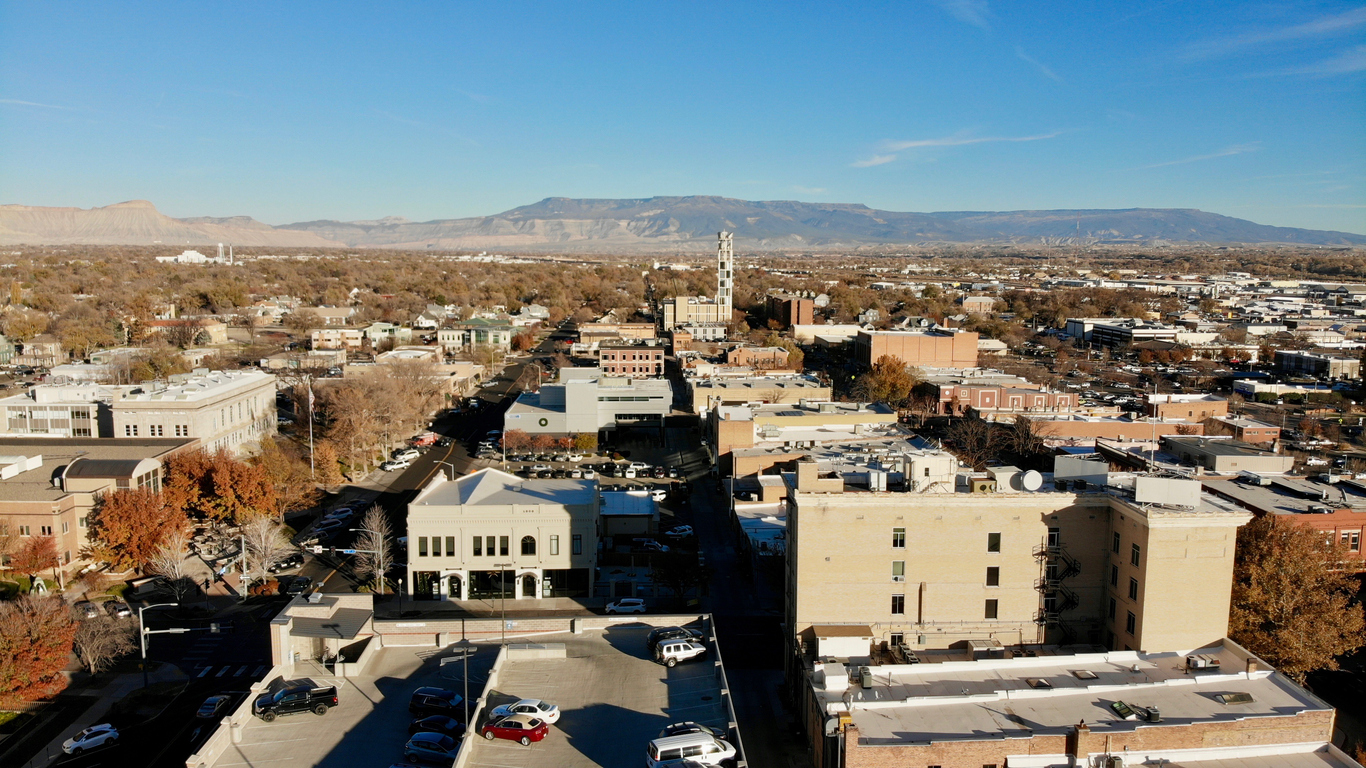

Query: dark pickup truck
253,684,338,722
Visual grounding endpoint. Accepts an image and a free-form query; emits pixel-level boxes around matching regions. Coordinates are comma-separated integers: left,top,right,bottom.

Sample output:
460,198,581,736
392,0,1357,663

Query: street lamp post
436,460,459,481
455,637,474,726
494,562,512,645
398,577,405,618
139,603,220,688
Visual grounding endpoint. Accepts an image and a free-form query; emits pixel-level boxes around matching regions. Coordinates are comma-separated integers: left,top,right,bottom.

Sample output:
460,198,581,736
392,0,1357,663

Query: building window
40,525,52,536
1128,577,1139,600
418,537,428,557
1110,564,1119,587
892,527,905,548
61,521,69,534
890,632,904,646
1125,611,1136,635
486,536,495,556
986,566,999,587
499,536,509,557
124,424,137,436
891,561,905,581
446,536,455,557
1108,597,1116,619
473,537,482,556
985,599,999,620
1342,530,1361,553
78,516,87,528
1112,532,1121,553
891,594,905,615
987,532,1001,553
521,536,536,556
63,551,71,564
1131,543,1141,567
550,535,559,556
151,425,163,436
1047,527,1060,548
572,534,582,555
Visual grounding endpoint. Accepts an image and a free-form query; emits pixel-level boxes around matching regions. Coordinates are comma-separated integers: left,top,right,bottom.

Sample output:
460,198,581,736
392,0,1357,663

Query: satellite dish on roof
1021,470,1043,492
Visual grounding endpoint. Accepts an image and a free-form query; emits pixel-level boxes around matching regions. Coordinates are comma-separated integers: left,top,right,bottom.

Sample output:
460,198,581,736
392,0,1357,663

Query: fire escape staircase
1034,542,1081,644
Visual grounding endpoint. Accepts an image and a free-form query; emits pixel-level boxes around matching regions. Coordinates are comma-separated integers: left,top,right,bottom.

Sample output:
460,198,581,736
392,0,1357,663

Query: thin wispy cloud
850,154,897,168
0,98,70,110
1014,46,1063,82
932,0,991,30
1182,6,1366,59
1275,44,1366,77
885,131,1060,151
1136,143,1260,170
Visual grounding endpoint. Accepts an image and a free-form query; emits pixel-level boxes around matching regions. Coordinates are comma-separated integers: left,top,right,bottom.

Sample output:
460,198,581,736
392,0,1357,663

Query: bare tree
74,615,136,674
945,417,1002,470
241,516,292,582
145,529,196,604
352,505,392,595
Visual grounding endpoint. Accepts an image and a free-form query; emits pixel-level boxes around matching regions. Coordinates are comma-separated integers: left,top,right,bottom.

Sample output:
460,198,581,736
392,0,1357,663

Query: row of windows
124,423,188,437
891,595,999,620
889,530,1004,552
1112,531,1141,566
1107,599,1139,635
415,534,582,558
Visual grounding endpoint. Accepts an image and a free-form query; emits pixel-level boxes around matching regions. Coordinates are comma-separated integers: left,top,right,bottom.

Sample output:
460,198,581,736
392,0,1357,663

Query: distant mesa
1,196,1362,249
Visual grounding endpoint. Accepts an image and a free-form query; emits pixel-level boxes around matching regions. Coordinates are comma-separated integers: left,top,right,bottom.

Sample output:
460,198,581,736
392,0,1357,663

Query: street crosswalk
196,663,268,678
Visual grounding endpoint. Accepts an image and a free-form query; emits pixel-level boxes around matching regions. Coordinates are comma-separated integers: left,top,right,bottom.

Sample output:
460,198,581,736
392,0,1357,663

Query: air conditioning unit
1107,756,1125,768
892,575,906,582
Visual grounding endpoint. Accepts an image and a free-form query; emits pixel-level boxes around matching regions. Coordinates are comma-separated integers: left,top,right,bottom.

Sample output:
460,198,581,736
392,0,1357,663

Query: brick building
853,330,979,369
726,345,791,370
598,343,665,377
766,293,815,329
1146,393,1229,421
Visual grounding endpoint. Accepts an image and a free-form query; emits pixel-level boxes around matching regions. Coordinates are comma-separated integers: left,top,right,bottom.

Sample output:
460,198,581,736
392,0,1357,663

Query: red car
479,713,548,746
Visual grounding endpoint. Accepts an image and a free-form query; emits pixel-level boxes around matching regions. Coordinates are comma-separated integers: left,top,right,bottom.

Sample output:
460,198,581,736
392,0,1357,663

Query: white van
645,732,736,767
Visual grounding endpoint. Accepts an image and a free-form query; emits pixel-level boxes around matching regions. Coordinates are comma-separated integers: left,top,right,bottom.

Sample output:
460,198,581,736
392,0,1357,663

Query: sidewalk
20,664,186,768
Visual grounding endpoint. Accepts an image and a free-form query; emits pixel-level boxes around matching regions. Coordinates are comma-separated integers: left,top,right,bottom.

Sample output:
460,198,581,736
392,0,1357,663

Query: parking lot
208,624,730,768
209,643,498,768
465,626,731,768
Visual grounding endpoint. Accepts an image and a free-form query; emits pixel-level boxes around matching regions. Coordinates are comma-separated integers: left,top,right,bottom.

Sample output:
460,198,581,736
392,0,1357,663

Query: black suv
409,687,464,719
252,685,338,722
647,626,704,654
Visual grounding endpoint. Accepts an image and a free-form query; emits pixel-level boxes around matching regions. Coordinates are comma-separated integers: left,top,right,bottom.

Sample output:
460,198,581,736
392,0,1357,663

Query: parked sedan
380,459,411,472
72,601,100,620
103,601,133,618
606,598,647,615
267,553,305,573
403,733,460,764
664,525,695,539
62,724,119,755
479,714,548,746
408,715,466,738
490,698,560,725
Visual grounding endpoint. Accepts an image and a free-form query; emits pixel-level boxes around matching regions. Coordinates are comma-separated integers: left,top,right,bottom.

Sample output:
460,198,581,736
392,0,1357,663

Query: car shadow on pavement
559,702,669,768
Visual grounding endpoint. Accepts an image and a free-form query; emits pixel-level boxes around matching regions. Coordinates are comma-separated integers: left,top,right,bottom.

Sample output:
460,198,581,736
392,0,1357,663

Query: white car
581,469,597,479
380,459,411,472
63,724,119,755
656,639,708,668
628,461,650,471
606,598,647,615
565,453,584,462
490,698,561,724
664,525,695,539
650,489,667,502
392,448,420,462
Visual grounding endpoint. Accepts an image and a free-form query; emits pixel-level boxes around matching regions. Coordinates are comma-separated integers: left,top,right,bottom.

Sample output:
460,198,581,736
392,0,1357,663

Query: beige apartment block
853,329,979,369
785,458,1250,659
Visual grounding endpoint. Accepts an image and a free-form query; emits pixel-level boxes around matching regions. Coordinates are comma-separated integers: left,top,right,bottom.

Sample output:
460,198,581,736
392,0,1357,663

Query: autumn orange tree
9,536,59,590
1230,514,1366,682
85,488,187,572
164,448,278,523
0,594,78,704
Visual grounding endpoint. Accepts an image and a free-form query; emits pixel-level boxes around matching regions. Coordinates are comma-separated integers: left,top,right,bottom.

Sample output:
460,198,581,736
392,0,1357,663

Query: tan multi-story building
726,346,791,370
853,329,979,369
708,401,898,476
785,455,1251,662
0,437,199,581
406,468,599,602
311,327,363,351
113,370,277,454
686,375,831,415
1146,392,1229,421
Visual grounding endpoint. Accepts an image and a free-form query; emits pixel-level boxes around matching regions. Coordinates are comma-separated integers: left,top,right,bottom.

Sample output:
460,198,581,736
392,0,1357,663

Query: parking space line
216,666,230,677
253,664,266,675
234,665,248,676
197,666,212,678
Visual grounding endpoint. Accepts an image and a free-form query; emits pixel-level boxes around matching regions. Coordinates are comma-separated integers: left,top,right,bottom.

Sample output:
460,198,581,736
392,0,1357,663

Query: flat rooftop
0,437,197,502
466,626,733,768
411,468,596,508
814,641,1332,746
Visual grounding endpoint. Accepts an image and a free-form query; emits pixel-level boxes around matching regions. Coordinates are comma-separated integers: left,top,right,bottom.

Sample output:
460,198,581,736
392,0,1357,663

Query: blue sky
1,1,1363,233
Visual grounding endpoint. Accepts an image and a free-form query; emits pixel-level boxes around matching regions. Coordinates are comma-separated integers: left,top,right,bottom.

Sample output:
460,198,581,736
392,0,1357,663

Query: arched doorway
522,574,536,598
447,575,462,599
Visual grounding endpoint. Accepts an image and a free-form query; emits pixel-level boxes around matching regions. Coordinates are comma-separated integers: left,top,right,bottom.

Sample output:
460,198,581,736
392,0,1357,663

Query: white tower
716,231,733,323
217,243,224,261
